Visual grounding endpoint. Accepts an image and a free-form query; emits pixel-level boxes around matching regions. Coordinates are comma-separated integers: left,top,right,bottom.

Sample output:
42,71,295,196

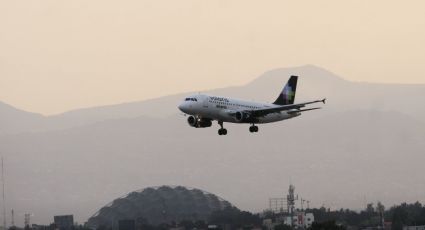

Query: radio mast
287,184,298,228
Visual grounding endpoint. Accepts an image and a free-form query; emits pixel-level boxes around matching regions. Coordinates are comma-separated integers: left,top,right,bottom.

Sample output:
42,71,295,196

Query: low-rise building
263,212,314,229
403,226,425,230
54,215,74,230
282,212,314,228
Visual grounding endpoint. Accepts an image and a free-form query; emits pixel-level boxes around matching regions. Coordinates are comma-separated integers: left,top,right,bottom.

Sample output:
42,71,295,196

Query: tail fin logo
273,75,298,105
282,85,295,103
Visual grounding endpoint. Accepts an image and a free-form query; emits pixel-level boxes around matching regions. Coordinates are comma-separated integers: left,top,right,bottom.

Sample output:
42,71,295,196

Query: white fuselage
178,94,298,124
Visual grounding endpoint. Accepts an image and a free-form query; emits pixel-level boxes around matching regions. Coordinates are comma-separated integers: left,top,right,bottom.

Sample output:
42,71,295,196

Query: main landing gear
218,121,227,135
249,124,259,133
217,122,258,135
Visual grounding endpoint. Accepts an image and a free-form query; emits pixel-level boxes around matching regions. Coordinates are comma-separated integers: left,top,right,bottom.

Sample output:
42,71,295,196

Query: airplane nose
178,103,186,112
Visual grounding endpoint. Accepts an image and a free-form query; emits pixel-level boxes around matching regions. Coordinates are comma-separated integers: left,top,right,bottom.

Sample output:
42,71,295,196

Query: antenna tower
287,184,298,228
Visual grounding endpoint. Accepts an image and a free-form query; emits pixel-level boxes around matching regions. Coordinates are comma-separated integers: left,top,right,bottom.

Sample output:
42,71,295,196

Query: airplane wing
250,98,326,117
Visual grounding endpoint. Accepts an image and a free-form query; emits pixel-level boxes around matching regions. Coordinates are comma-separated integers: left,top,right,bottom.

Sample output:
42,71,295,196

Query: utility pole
2,157,6,230
11,210,14,227
377,201,385,230
24,213,30,228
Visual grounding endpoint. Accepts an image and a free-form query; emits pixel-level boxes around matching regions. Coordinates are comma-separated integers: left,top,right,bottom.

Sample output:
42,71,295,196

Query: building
403,226,425,230
54,215,74,230
283,212,314,229
32,224,49,230
263,212,314,229
262,219,276,230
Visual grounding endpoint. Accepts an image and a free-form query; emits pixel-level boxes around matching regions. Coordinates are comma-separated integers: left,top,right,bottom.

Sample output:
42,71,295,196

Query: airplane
178,75,326,135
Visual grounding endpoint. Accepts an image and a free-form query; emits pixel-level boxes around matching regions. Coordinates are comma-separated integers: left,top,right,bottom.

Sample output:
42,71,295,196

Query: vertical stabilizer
273,75,298,105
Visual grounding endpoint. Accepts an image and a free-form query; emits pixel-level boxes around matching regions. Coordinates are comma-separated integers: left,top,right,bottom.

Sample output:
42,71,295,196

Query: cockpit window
185,98,197,101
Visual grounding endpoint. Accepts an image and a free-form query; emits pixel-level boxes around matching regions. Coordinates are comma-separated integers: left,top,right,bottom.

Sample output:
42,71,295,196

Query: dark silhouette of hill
86,185,233,227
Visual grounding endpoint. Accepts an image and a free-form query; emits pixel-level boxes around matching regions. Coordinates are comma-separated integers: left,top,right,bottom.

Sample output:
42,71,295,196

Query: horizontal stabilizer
287,107,321,114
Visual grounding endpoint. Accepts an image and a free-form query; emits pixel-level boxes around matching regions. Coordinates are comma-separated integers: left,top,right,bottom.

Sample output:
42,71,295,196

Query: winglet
322,98,326,104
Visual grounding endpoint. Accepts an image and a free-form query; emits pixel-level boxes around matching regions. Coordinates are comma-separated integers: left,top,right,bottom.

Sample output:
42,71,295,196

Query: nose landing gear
249,125,259,133
218,128,227,135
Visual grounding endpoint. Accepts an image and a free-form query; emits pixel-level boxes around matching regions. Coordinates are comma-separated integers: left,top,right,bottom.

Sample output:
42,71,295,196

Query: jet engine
235,111,251,122
187,116,197,127
187,116,212,128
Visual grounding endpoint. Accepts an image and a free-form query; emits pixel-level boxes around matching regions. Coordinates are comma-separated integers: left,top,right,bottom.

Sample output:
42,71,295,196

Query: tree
209,207,261,228
308,221,346,230
274,224,291,230
366,203,375,214
377,202,385,214
377,201,385,228
391,206,408,230
179,220,195,229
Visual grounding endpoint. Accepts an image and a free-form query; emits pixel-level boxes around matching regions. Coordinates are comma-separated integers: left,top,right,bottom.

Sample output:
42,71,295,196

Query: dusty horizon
2,64,425,116
1,1,425,115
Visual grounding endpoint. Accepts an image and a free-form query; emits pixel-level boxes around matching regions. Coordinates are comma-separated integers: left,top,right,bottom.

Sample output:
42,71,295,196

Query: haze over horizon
1,0,425,114
1,65,425,225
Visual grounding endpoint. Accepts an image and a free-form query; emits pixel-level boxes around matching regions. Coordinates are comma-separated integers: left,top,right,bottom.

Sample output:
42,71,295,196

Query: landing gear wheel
218,128,228,135
249,125,259,133
217,121,227,135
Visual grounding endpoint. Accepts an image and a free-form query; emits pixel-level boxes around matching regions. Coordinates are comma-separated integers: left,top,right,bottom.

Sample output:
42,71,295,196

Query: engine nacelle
187,116,197,127
187,116,212,128
198,119,212,128
235,111,250,122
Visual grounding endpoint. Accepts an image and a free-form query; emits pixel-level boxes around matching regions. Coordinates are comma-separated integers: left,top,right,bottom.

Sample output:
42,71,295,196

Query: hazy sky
1,0,424,115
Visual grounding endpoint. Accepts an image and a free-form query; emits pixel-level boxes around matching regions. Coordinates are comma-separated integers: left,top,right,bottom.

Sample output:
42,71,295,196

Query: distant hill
1,65,424,225
1,65,424,135
0,101,47,134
